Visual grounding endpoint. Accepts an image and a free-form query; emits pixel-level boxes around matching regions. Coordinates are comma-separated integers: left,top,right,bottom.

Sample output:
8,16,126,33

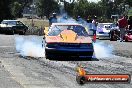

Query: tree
37,0,59,18
11,2,23,18
10,0,33,18
0,0,12,22
64,0,104,19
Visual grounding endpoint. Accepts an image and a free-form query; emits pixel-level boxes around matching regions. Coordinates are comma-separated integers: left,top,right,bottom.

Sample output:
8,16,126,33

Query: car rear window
1,21,16,25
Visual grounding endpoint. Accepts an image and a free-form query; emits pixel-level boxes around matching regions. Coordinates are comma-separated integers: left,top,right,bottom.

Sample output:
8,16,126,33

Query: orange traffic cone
93,34,96,42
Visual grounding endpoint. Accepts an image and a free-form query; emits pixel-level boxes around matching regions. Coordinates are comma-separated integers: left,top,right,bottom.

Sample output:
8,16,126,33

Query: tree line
0,0,132,22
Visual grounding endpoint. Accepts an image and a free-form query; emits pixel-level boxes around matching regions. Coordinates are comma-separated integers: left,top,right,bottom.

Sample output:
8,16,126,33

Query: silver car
97,23,115,39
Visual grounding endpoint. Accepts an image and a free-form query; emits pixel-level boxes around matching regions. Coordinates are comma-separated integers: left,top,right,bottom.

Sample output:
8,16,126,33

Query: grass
17,18,49,29
17,18,49,35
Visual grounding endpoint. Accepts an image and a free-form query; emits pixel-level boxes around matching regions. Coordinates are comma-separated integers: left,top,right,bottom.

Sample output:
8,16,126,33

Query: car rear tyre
10,30,14,35
19,30,26,35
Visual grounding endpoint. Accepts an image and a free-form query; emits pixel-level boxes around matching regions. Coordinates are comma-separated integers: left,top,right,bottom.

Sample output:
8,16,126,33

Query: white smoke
57,13,114,59
15,36,44,57
93,42,114,58
57,14,77,23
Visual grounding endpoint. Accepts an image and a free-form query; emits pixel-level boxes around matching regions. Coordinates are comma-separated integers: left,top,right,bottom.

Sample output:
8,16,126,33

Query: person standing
118,16,128,42
87,16,93,32
92,16,98,36
49,13,57,26
77,16,84,24
128,16,132,30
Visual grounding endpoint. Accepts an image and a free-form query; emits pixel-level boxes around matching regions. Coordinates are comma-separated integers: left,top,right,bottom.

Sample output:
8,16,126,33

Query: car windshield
1,21,16,25
98,23,115,28
48,25,89,36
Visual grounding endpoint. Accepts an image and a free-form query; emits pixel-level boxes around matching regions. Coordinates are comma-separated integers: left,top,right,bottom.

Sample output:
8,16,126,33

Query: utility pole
30,0,36,27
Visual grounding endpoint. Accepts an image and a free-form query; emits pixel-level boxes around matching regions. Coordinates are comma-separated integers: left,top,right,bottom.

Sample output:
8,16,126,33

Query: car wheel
10,30,14,35
19,30,25,35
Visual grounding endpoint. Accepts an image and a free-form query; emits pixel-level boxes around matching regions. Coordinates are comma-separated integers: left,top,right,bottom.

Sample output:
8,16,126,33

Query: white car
97,23,115,39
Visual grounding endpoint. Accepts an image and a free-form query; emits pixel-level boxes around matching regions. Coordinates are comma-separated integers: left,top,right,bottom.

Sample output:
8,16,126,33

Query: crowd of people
118,15,132,42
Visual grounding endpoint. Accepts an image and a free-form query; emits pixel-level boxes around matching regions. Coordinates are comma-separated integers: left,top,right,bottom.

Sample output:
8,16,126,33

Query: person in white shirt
92,16,98,35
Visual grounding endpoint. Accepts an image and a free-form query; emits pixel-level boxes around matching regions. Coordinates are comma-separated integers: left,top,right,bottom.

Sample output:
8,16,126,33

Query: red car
124,30,132,42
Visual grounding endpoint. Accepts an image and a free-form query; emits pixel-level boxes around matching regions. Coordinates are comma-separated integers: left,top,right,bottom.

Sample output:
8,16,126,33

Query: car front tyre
19,30,26,35
10,30,14,35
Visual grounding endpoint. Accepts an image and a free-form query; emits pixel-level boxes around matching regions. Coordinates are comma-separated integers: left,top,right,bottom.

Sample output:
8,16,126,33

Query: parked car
124,30,132,42
97,23,115,39
44,23,94,61
0,20,28,35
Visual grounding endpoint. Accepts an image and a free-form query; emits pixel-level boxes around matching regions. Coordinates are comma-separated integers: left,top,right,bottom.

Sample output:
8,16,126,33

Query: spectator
87,16,93,31
77,16,84,24
128,16,132,30
118,15,128,42
87,16,92,23
49,13,57,26
92,16,98,35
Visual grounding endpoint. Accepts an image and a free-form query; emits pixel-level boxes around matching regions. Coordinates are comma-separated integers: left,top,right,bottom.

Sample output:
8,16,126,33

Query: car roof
2,20,19,22
98,23,113,25
52,23,81,25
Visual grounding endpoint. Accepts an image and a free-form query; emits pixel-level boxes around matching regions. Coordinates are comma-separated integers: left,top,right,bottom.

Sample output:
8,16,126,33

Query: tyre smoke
93,42,114,58
57,14,114,58
57,14,77,23
15,36,44,57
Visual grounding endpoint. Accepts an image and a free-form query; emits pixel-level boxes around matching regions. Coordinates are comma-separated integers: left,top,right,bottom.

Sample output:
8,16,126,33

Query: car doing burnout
0,20,28,35
44,23,94,61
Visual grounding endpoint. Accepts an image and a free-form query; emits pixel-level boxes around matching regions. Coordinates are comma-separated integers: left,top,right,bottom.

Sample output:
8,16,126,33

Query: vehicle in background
128,7,132,18
124,30,132,42
44,23,94,61
96,23,116,39
0,20,28,35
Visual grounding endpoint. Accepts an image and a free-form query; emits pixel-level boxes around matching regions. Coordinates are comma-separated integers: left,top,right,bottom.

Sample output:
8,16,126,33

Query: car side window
16,21,24,26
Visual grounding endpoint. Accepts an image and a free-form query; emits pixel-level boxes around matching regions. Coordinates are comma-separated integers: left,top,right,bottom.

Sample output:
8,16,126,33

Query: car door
15,21,27,32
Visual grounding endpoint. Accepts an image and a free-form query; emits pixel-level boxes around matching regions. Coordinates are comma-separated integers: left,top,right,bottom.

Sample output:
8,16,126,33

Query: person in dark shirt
49,13,57,26
128,16,132,30
87,16,93,34
87,16,92,23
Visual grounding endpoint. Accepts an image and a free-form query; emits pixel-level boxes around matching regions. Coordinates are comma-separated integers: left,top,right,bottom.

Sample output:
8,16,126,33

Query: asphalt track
0,34,132,88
